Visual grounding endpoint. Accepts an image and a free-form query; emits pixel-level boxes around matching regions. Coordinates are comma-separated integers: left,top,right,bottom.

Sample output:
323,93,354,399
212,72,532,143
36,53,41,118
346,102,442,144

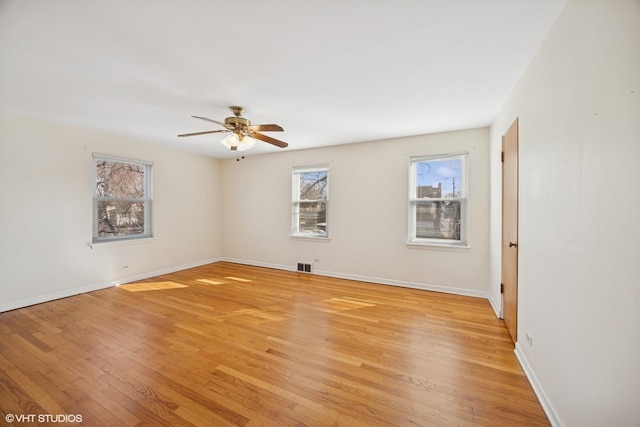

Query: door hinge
500,283,504,294
501,151,504,162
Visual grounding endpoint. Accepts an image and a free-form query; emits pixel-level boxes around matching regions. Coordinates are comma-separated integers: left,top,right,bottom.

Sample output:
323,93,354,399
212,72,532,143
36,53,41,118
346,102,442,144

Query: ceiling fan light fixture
236,136,256,152
220,133,239,149
220,133,256,152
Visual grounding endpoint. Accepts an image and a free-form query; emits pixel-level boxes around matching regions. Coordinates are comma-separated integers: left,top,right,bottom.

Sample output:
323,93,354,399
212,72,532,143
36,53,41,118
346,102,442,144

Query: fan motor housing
225,116,250,128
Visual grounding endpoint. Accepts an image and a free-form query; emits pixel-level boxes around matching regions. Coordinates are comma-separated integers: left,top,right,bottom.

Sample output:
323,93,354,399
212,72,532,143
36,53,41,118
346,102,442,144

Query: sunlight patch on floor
196,279,225,285
119,281,188,292
225,276,252,282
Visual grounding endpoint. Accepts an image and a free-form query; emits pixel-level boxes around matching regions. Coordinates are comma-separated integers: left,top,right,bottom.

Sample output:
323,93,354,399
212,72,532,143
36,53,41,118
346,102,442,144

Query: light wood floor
0,262,549,426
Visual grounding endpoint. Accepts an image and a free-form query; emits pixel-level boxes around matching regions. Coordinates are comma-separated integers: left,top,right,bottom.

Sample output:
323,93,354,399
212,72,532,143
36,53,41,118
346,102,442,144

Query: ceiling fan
178,106,288,154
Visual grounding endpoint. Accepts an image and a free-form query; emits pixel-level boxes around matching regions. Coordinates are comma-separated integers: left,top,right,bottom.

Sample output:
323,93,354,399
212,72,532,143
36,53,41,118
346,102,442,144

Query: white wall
0,111,223,311
489,0,640,425
222,128,492,300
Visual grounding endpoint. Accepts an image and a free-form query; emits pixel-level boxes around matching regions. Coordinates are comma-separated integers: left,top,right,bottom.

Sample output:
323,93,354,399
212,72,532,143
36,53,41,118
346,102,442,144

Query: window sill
88,237,155,249
290,234,331,242
406,241,470,252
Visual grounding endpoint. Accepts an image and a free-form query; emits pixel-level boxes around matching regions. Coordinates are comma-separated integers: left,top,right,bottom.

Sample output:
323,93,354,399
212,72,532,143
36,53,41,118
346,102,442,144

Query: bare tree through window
292,167,328,237
93,156,152,242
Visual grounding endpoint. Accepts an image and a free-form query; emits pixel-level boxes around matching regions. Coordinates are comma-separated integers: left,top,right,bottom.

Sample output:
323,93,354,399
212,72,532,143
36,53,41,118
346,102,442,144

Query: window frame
92,154,153,243
291,165,329,239
408,153,468,247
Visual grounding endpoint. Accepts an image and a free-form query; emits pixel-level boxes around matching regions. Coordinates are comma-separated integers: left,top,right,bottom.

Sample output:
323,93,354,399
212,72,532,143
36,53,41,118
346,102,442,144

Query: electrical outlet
121,265,129,270
526,331,533,346
313,258,320,262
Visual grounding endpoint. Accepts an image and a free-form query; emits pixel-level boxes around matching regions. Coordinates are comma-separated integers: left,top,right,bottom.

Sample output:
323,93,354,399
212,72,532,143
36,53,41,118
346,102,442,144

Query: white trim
92,153,153,244
289,234,331,241
488,293,501,318
514,343,564,427
406,242,470,251
222,257,491,300
223,257,296,272
314,269,490,299
0,257,221,313
4,255,498,322
292,165,329,238
87,237,156,249
92,152,154,167
0,281,116,314
410,152,469,164
408,153,468,247
292,164,330,174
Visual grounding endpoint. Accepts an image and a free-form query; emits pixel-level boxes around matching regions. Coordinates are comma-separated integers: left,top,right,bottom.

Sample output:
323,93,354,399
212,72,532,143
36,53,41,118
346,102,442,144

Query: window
93,154,153,243
292,166,329,238
409,154,467,246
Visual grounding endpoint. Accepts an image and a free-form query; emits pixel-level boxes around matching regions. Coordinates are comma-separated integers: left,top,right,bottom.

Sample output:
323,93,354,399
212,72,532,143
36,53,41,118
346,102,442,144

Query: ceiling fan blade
178,129,229,137
192,115,229,128
252,132,288,148
248,124,284,132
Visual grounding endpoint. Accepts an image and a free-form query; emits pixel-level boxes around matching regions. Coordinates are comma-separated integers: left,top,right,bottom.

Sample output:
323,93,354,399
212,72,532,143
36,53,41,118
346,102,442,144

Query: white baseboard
315,269,491,299
0,257,221,313
2,256,497,318
221,257,492,301
222,257,296,273
112,257,222,285
514,343,563,427
0,281,117,314
488,293,501,318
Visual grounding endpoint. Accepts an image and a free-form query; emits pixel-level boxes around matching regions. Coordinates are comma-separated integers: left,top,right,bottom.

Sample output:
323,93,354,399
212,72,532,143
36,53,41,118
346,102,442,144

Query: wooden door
502,118,519,344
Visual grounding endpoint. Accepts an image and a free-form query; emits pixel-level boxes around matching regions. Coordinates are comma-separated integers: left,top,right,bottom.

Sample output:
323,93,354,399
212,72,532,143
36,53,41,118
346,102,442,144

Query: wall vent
297,263,312,273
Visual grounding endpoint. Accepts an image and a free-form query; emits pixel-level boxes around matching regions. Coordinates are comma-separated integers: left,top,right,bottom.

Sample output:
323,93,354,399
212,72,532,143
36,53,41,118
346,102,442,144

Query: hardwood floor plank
66,378,142,427
123,364,250,427
99,384,182,426
0,351,68,417
0,262,548,426
0,362,45,419
208,367,327,427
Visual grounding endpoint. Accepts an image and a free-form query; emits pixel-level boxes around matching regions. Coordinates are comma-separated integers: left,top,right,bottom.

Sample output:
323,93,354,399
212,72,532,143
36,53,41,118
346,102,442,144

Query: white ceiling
0,0,566,158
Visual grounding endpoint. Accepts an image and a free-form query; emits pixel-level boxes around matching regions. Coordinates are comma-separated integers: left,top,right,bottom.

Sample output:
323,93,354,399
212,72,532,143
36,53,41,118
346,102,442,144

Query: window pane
415,158,462,198
97,201,146,237
298,171,327,200
295,201,327,235
415,200,461,240
96,161,145,199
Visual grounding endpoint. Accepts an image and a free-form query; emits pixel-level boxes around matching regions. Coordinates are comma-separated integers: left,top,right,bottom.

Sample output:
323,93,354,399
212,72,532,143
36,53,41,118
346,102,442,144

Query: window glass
409,154,466,245
292,167,328,237
93,155,152,242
